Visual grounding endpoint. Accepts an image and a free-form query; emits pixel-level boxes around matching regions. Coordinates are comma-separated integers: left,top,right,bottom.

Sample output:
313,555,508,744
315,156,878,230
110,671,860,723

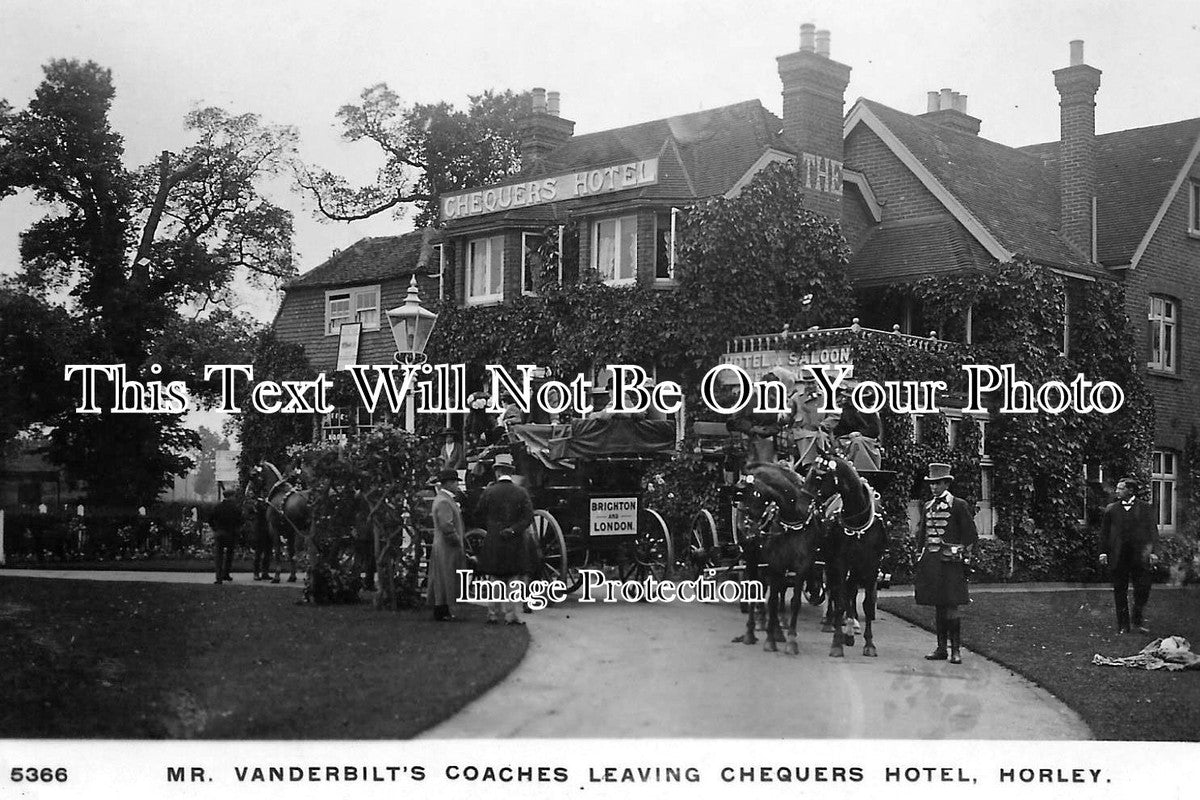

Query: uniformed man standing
914,463,978,664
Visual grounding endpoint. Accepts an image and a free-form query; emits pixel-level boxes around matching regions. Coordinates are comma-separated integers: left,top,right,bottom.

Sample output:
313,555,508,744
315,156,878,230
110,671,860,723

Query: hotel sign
440,158,659,221
802,152,842,196
721,345,853,381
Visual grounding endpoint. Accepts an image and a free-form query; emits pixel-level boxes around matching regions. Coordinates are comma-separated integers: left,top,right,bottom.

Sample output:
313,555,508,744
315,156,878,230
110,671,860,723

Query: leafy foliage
297,86,529,226
0,59,297,504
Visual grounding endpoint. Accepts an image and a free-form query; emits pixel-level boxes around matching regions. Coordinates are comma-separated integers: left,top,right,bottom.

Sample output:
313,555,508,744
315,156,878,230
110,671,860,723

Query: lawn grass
0,576,527,738
878,587,1200,741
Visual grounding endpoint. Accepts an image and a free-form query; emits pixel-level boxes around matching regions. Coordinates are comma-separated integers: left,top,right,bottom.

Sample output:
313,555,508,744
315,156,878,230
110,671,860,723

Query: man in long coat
427,469,467,621
1099,477,1159,633
209,489,242,584
914,463,978,664
475,453,535,625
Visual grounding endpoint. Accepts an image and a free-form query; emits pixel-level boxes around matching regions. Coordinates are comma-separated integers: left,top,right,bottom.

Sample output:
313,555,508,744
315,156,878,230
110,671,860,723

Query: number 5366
11,768,68,782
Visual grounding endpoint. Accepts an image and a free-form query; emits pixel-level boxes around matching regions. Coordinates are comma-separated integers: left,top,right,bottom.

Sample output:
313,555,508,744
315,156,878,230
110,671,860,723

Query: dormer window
593,215,637,285
325,285,380,335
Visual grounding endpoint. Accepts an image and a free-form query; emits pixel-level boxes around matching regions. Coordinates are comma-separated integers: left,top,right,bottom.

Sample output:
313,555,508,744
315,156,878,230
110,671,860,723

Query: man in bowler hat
1099,477,1159,633
428,469,467,621
914,463,978,664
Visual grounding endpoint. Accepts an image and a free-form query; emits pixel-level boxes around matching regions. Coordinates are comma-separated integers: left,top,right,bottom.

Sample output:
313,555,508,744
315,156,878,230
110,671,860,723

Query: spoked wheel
620,508,674,583
532,510,577,594
687,509,718,579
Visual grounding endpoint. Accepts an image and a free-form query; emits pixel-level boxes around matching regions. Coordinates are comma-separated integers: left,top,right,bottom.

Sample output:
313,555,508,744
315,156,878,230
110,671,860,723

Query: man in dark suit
209,489,243,584
474,453,535,625
914,463,978,664
1099,477,1159,634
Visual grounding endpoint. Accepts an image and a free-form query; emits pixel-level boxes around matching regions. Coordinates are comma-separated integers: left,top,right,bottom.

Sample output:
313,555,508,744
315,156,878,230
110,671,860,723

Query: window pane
620,216,637,280
469,241,486,297
523,234,546,293
655,215,672,279
1164,300,1174,319
597,220,617,281
489,236,503,295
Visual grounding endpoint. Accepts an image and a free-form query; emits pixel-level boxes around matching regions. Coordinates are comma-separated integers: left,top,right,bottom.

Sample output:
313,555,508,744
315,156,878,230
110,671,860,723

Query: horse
805,453,888,658
731,462,822,655
248,461,310,584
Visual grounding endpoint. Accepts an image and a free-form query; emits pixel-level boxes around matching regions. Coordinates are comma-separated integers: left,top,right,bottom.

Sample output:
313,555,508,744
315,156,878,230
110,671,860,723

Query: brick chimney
517,87,575,172
1053,40,1101,259
919,87,982,135
777,24,851,222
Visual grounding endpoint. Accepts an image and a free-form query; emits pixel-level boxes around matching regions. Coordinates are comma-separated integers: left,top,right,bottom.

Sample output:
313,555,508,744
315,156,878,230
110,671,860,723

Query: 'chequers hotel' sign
440,158,659,220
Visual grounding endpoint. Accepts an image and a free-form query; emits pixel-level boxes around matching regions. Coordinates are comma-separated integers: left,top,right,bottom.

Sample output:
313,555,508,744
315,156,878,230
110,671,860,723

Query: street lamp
386,275,438,432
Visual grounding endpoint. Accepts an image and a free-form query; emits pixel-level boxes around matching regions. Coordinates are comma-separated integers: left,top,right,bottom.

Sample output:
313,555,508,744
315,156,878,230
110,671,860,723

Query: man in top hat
1099,476,1159,634
474,453,536,624
428,469,467,621
209,488,243,584
914,463,978,664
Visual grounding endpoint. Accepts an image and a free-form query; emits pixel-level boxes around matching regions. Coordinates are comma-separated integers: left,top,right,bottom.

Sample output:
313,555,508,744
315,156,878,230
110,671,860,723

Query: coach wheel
622,508,674,584
532,510,572,592
688,509,718,579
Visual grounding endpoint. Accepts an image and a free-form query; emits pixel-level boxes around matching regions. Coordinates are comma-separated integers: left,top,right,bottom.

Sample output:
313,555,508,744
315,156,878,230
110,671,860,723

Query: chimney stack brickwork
777,26,851,222
517,88,575,172
1054,45,1102,259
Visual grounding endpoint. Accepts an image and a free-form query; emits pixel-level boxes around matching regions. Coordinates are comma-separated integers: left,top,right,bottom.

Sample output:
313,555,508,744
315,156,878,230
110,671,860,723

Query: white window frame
1148,295,1178,373
325,285,380,336
654,209,678,284
431,243,445,302
1061,290,1070,357
1151,449,1178,532
1189,182,1200,236
521,231,555,296
592,214,638,286
466,235,504,306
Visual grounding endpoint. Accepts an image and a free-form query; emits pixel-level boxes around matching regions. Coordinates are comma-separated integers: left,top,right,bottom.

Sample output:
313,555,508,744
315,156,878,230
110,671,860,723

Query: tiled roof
537,100,796,200
855,100,1107,278
849,216,988,285
286,230,433,289
1021,118,1200,266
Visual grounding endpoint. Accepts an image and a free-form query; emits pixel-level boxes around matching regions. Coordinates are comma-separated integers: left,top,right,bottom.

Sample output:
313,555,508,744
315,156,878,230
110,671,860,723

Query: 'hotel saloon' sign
440,158,659,221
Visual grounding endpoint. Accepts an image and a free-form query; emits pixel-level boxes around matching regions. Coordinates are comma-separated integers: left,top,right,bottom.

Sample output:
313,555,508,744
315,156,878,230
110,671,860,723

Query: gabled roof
849,216,988,285
286,230,433,290
1021,117,1200,267
847,99,1108,279
537,100,797,199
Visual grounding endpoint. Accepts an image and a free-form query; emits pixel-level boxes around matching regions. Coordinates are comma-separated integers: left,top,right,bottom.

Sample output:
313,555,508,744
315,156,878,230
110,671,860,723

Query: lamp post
386,275,438,433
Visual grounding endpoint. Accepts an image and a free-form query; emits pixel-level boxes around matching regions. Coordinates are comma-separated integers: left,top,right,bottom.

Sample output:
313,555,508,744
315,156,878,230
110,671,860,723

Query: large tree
0,59,295,504
297,85,529,226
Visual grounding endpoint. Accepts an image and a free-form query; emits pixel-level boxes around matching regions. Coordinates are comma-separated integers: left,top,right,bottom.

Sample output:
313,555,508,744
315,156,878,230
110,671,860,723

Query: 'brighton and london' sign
440,158,659,220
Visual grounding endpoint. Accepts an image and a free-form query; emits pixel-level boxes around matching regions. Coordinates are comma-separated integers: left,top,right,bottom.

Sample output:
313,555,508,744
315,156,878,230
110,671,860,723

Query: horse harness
820,479,879,540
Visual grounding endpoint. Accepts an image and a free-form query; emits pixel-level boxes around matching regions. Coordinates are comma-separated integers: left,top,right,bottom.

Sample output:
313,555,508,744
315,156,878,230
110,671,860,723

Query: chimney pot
815,29,831,57
800,23,816,52
547,91,560,117
927,91,940,113
531,87,546,114
940,88,954,110
1069,39,1084,66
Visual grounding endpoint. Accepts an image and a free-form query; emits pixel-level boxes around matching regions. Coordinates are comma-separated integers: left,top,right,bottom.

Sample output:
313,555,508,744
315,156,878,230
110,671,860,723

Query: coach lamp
386,275,439,432
387,275,438,366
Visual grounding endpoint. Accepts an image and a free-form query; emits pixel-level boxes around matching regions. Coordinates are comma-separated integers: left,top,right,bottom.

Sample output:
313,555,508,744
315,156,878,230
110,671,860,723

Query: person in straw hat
914,463,978,664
